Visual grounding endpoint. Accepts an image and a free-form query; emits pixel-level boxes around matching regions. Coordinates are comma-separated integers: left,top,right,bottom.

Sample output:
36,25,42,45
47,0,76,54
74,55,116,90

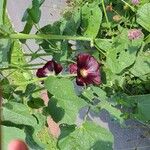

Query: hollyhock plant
36,60,63,78
128,29,143,40
131,0,140,5
69,53,101,86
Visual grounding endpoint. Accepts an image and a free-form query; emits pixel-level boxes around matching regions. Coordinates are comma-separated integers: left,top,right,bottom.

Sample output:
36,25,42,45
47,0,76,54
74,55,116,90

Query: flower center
80,69,88,78
45,68,55,76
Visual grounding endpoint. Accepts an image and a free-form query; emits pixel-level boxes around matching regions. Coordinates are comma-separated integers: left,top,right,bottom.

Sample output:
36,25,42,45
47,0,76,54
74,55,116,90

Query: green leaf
2,102,37,126
45,77,87,124
45,77,76,99
94,39,112,52
53,41,68,62
137,3,150,32
2,126,26,150
23,0,44,23
60,8,81,35
37,127,58,150
27,97,45,109
130,51,150,78
28,7,41,24
38,22,61,52
0,39,12,68
82,87,95,101
58,121,113,150
21,0,44,35
81,2,102,38
2,15,32,90
106,29,142,74
130,94,150,122
91,86,107,100
92,87,123,123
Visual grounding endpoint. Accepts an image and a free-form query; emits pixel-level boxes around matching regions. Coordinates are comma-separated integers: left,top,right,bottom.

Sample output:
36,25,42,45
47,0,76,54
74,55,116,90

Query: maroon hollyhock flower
69,53,101,86
36,60,63,78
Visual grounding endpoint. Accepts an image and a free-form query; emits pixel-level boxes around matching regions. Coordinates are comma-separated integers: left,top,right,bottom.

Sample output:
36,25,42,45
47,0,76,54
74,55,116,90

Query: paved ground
7,0,150,149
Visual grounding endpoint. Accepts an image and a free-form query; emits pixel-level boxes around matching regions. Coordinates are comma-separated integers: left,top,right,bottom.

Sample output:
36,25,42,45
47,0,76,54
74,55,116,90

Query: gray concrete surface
7,0,150,150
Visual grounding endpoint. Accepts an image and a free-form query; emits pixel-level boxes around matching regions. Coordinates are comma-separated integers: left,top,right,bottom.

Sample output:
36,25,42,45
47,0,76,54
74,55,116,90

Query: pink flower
128,29,143,40
69,53,101,86
36,60,63,78
131,0,140,5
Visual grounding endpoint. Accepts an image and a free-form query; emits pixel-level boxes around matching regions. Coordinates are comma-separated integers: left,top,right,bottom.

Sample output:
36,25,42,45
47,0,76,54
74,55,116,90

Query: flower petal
76,53,101,86
86,56,100,72
43,61,54,72
69,63,77,74
53,60,63,74
76,77,85,86
36,60,63,78
77,53,91,69
36,68,46,78
76,72,101,86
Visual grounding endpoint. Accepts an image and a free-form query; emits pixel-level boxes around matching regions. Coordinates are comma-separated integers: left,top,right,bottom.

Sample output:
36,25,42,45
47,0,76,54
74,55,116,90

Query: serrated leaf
81,2,102,38
2,102,37,126
45,77,87,124
58,121,113,150
137,3,150,32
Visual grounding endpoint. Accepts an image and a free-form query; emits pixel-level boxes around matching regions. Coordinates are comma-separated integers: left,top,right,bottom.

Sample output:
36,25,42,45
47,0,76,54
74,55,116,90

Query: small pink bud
128,29,143,40
131,0,140,5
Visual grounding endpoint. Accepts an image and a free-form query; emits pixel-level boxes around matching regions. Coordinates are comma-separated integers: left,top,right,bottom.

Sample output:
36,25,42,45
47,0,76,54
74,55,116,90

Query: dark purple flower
69,53,101,86
36,60,63,78
131,0,140,5
69,63,77,74
128,29,143,40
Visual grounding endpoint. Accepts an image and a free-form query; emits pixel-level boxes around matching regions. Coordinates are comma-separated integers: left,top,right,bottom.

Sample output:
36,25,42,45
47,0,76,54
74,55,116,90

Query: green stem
94,42,106,56
3,33,112,43
24,53,52,57
15,74,77,86
9,33,92,41
101,0,110,28
121,0,135,12
0,63,45,71
20,63,45,67
84,106,91,121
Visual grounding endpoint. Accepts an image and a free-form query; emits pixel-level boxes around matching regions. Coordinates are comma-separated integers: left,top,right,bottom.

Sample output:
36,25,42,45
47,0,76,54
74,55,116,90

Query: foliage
0,0,150,149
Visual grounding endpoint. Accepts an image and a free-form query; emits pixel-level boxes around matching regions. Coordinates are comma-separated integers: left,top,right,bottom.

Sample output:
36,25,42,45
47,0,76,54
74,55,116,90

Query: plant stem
0,63,45,71
24,53,52,57
101,0,110,29
4,33,112,42
84,106,91,121
9,33,92,41
15,74,77,86
121,0,135,12
94,42,106,56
